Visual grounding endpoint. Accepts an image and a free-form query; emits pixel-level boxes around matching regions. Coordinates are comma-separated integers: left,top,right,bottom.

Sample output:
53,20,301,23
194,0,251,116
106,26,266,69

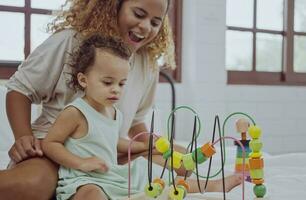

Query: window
0,0,182,82
226,0,306,85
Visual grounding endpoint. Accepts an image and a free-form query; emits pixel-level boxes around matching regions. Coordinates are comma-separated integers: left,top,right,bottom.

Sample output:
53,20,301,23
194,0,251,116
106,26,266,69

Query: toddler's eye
103,81,112,86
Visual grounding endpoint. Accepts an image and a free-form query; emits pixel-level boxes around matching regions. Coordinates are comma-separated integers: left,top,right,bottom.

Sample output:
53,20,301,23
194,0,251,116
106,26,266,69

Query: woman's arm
6,91,32,139
6,91,43,163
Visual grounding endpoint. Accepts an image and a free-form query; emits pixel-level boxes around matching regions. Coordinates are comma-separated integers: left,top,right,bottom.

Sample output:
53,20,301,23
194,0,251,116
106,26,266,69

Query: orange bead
201,142,216,158
176,178,190,191
252,178,264,185
249,158,264,169
153,178,165,189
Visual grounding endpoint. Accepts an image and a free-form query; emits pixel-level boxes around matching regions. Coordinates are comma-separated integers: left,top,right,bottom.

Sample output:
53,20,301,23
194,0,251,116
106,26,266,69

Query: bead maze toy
127,107,267,200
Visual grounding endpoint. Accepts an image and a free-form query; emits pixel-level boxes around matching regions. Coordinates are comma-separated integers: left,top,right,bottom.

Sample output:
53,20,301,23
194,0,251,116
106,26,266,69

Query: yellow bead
144,183,162,198
249,152,262,158
182,153,195,170
168,151,183,169
155,137,170,153
169,185,185,200
250,169,264,179
248,125,262,139
250,139,263,152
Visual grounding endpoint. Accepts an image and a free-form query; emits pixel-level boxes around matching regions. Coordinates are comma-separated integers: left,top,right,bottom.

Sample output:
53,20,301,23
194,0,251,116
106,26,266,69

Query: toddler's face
78,50,129,107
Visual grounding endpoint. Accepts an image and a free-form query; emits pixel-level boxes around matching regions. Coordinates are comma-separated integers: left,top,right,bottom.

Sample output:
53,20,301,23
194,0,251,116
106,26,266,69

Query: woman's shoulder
46,29,81,45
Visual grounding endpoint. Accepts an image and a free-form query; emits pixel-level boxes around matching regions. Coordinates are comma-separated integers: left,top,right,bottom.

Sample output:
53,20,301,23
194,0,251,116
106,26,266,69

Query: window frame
0,0,182,82
227,0,306,86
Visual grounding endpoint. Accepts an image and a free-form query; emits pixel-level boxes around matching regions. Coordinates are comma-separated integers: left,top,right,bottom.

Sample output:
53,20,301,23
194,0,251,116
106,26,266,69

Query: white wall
155,0,306,155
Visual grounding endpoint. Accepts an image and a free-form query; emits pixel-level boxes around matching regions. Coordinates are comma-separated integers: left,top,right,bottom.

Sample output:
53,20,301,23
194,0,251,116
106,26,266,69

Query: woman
0,0,241,199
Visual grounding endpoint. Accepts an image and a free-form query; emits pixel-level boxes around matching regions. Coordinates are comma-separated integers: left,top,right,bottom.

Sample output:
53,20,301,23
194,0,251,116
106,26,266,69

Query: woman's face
117,0,168,52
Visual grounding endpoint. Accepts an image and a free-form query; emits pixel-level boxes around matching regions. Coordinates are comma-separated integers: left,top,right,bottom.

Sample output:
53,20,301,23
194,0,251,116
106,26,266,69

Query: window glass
256,33,283,72
0,12,24,60
31,14,54,52
31,0,66,10
0,0,24,7
294,0,306,32
226,0,253,28
257,0,284,31
294,36,306,73
226,30,253,71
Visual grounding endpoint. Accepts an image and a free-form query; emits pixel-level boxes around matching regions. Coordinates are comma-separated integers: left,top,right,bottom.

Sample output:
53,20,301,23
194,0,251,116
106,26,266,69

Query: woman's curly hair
69,34,131,91
48,0,176,70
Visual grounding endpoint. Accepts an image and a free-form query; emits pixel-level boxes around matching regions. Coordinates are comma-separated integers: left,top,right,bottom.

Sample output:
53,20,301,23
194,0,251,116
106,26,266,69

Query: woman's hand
78,157,108,173
8,135,43,163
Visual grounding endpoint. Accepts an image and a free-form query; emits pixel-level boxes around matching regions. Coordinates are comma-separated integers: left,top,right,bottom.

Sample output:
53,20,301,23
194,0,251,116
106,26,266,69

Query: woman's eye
134,10,144,18
151,20,160,27
119,83,125,87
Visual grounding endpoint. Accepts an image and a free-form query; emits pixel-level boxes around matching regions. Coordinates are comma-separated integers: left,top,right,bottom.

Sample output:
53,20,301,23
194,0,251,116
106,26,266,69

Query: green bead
169,185,185,200
163,149,172,159
192,148,207,164
253,184,266,198
182,153,195,170
144,183,162,198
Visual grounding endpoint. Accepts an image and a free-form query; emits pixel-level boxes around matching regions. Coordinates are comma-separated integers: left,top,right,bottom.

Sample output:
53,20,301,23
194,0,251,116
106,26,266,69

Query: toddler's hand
78,157,109,173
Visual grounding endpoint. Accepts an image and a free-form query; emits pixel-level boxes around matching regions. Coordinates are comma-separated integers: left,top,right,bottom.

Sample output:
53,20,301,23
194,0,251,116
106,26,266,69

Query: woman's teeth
129,31,145,43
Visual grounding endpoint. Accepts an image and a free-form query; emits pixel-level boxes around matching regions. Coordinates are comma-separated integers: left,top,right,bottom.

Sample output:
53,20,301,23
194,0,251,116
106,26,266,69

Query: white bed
1,85,306,200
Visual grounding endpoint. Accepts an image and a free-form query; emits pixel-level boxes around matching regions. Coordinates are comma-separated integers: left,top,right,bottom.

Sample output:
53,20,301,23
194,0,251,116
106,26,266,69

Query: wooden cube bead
201,142,216,158
182,153,195,170
249,158,264,169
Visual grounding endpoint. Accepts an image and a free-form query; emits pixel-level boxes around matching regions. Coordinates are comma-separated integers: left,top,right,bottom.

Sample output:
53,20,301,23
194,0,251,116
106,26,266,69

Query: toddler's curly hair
69,34,131,91
48,0,175,70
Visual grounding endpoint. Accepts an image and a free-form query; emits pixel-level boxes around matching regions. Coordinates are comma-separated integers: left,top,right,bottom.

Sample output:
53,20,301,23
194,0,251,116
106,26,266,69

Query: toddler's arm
117,137,149,154
42,106,108,173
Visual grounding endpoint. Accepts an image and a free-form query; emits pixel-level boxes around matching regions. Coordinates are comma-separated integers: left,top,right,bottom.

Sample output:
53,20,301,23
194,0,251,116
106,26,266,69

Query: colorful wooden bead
182,153,195,170
153,178,165,189
235,163,250,171
248,125,262,139
201,142,216,158
249,152,262,158
168,151,183,169
236,118,249,133
253,184,266,198
169,185,185,200
155,137,170,153
249,139,263,152
192,148,207,164
250,169,264,179
163,149,172,159
252,178,264,185
177,178,190,192
144,183,162,198
249,158,264,169
176,185,187,198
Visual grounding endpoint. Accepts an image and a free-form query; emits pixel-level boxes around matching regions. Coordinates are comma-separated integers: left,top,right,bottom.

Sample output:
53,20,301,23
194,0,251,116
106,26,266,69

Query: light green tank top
56,98,171,200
